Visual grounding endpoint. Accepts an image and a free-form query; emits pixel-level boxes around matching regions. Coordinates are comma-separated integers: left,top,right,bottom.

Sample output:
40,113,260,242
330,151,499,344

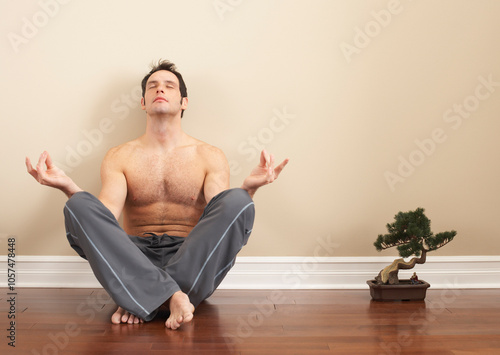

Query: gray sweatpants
63,188,255,321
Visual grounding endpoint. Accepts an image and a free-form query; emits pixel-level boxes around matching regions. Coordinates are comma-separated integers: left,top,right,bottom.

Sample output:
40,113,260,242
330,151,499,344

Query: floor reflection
368,299,428,353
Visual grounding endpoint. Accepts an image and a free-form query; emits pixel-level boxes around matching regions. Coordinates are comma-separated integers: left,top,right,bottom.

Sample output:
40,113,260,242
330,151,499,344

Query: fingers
45,151,54,169
260,150,275,170
36,151,47,167
26,154,46,182
267,154,276,181
35,152,49,183
259,150,288,178
260,149,269,167
274,158,289,178
36,152,47,173
26,151,55,184
25,157,37,179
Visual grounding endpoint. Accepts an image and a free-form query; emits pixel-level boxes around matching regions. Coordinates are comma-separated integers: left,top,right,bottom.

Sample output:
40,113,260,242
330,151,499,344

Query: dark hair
141,60,188,117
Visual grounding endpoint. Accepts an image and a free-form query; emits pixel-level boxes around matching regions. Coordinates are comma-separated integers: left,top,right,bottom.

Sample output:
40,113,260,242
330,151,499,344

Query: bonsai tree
373,208,456,285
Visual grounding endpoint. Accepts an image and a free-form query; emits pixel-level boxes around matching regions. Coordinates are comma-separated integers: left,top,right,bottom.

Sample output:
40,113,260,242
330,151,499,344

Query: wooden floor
1,288,499,354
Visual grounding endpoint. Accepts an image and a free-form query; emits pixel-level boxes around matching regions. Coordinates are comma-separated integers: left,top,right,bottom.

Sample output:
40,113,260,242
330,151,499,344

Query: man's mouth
154,97,167,102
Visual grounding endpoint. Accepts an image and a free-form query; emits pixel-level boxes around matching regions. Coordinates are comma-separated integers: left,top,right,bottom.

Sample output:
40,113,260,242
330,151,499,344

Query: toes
127,314,141,324
173,316,182,329
165,315,187,330
183,312,193,323
165,317,179,330
111,307,125,324
121,312,130,323
112,307,144,325
111,313,122,324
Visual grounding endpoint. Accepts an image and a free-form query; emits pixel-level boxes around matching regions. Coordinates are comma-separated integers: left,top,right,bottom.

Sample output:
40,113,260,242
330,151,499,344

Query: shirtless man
25,60,288,330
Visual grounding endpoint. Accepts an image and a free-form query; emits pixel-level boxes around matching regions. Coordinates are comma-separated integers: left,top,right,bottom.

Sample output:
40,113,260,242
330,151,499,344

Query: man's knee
225,188,252,204
64,191,102,219
219,188,254,213
225,189,255,229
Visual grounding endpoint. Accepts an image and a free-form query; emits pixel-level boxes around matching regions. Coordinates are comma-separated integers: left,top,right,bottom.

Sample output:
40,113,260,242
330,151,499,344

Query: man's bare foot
111,306,144,324
165,291,195,330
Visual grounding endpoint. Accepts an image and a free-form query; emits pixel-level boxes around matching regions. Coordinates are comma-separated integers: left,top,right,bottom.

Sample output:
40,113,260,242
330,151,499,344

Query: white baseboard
2,255,499,289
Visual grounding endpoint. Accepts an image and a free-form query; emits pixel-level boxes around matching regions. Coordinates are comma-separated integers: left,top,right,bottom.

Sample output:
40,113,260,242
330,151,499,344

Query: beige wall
1,0,499,258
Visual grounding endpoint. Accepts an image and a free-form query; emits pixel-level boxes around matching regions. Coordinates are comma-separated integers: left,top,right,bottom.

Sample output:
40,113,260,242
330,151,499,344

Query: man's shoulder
111,138,143,154
189,140,228,174
192,139,226,161
102,139,141,166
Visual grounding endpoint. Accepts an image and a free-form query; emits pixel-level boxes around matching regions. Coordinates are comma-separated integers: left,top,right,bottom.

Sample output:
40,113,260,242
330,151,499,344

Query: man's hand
26,151,83,198
241,149,289,198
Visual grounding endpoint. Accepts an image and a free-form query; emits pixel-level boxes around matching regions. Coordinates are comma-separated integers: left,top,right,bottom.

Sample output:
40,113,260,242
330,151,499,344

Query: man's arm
203,148,288,202
241,150,289,198
203,147,230,204
97,148,127,220
26,151,83,198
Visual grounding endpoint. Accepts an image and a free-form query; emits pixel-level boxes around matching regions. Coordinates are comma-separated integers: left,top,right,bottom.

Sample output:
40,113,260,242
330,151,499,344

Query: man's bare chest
123,153,207,207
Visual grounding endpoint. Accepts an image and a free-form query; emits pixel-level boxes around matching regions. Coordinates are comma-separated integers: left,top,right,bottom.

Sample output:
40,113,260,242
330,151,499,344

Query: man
25,60,288,330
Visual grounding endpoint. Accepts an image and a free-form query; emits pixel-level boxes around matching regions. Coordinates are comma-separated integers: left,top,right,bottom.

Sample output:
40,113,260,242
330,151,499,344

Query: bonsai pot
367,279,430,301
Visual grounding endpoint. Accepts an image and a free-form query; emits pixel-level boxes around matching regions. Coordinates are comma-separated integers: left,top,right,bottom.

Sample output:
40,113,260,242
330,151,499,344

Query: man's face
141,70,187,117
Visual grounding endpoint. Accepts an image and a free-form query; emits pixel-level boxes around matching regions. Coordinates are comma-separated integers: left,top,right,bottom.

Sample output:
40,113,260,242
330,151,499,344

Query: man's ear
141,97,146,111
181,97,188,110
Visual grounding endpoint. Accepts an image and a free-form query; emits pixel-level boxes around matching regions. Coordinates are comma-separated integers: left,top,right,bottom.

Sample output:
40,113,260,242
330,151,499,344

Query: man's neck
143,113,186,151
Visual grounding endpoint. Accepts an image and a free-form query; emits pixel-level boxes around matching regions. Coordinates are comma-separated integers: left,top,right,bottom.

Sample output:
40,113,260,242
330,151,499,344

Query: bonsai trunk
375,249,427,285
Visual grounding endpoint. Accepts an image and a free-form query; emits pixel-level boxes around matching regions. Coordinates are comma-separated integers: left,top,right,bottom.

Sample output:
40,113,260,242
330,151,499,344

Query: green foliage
374,208,456,258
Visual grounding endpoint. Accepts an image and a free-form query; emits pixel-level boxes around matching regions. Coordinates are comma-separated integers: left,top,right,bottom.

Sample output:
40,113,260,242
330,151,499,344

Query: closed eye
146,79,177,90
